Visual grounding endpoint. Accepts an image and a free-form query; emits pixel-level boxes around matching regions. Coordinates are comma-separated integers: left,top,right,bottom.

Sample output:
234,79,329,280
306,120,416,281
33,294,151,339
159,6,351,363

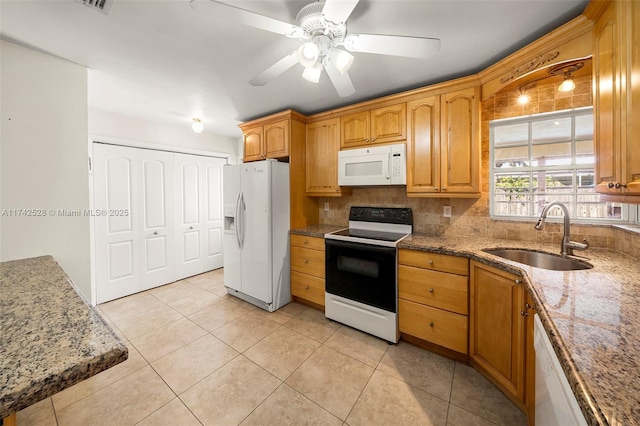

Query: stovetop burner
325,206,413,247
329,228,409,243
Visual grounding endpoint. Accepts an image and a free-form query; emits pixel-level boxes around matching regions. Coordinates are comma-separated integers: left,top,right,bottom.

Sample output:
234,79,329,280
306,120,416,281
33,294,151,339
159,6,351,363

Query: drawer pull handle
429,288,434,293
514,279,521,284
429,322,434,328
428,260,434,265
304,259,309,264
303,240,309,245
520,310,528,316
305,285,310,290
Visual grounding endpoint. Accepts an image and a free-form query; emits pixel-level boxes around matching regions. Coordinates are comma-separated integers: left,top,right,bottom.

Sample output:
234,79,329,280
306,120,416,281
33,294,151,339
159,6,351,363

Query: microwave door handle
386,153,391,180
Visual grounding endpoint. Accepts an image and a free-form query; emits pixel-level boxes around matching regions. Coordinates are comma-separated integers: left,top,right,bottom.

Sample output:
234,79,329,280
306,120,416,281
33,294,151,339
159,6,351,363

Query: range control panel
348,207,412,225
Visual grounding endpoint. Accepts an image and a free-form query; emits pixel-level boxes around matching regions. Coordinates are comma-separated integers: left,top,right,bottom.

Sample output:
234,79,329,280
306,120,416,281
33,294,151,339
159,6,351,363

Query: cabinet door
264,119,290,159
594,2,621,195
441,87,480,195
370,103,406,144
623,0,640,195
340,111,369,148
524,293,537,424
243,126,264,162
406,96,441,194
306,119,342,195
470,261,525,401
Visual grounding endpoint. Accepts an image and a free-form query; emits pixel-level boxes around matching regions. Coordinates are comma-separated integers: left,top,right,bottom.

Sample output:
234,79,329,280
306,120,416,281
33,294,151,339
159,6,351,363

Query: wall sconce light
192,118,204,133
557,72,576,92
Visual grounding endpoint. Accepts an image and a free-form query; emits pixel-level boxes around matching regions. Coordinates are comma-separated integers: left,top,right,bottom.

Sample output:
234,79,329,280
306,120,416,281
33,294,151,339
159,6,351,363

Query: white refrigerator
223,160,291,312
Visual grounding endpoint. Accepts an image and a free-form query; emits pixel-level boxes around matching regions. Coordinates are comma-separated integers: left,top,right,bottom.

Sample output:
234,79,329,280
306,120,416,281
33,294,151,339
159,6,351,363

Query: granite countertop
0,256,128,419
399,233,640,426
290,224,346,238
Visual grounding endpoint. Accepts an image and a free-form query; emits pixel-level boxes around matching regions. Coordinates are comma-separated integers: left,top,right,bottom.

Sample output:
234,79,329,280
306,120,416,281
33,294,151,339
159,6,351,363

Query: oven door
325,239,397,313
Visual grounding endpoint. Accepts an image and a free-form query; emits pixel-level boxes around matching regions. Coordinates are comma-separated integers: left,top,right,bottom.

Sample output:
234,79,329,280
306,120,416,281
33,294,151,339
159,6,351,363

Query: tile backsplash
318,74,640,260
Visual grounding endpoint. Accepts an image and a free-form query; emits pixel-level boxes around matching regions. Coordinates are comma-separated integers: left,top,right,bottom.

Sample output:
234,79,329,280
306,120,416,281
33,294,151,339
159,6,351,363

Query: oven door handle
325,238,397,255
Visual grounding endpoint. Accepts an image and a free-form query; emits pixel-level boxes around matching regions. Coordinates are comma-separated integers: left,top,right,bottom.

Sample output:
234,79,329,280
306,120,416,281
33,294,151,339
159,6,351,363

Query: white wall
1,40,92,299
89,108,241,162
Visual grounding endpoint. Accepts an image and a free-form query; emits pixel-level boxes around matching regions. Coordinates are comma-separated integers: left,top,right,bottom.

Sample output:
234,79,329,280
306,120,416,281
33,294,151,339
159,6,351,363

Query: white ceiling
0,0,589,138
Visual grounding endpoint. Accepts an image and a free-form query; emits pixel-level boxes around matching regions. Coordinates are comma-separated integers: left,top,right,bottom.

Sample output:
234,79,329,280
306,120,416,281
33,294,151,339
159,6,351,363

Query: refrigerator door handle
239,192,246,249
234,192,242,248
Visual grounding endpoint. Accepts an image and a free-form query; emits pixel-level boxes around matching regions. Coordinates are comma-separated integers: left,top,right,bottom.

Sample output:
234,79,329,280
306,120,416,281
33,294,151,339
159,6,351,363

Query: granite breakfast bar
1,256,128,424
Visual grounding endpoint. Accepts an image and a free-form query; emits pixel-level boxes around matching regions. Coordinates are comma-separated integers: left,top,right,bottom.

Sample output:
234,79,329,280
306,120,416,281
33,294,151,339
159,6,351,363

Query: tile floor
17,268,528,426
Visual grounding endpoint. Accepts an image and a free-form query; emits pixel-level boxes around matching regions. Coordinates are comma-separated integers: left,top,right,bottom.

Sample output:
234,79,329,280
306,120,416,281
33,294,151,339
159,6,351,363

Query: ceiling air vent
77,0,115,15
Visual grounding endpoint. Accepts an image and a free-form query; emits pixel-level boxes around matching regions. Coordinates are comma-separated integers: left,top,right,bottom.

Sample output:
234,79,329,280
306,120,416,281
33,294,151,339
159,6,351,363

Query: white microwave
338,143,406,186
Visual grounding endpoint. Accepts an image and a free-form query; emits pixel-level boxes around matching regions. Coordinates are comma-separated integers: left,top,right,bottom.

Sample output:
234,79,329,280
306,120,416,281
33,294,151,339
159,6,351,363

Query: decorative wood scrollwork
499,51,561,84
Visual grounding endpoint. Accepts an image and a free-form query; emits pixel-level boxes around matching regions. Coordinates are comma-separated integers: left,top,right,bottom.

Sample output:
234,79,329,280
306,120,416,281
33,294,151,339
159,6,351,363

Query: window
490,107,631,223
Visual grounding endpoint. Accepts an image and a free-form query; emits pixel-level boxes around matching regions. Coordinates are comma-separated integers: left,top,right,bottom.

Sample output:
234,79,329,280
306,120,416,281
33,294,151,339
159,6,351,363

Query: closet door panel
175,154,205,278
203,159,225,270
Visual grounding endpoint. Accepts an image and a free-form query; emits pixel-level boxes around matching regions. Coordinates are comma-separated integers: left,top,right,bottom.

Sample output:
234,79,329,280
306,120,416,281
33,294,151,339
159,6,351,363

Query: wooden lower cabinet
470,260,526,405
398,249,469,354
524,293,537,425
290,235,325,307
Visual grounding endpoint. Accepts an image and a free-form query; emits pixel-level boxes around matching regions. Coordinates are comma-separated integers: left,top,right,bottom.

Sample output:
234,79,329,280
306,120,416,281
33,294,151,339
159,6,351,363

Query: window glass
490,107,628,223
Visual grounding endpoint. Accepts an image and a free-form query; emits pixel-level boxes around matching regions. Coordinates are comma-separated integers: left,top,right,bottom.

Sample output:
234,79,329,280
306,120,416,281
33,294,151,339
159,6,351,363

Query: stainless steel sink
483,248,593,271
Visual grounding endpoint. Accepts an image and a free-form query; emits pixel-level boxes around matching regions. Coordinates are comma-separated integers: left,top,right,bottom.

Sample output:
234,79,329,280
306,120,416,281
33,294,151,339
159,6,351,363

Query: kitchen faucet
534,201,589,256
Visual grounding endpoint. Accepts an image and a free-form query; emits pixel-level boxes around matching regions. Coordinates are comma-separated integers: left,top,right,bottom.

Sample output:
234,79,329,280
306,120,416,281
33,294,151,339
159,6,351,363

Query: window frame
489,107,636,224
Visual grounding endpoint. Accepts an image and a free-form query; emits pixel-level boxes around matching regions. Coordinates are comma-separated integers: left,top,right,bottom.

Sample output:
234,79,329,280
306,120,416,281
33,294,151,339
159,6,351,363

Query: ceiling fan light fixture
558,72,576,92
302,62,322,83
331,48,354,74
298,41,320,67
192,118,204,133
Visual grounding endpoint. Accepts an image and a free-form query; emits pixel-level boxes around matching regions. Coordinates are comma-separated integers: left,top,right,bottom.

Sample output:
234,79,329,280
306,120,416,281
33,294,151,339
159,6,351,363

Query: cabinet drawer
399,249,469,276
398,265,468,315
291,246,325,278
291,271,325,306
291,234,325,251
399,299,468,354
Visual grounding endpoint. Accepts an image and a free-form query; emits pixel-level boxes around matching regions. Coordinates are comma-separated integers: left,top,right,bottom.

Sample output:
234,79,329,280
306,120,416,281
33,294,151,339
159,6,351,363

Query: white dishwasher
534,314,587,425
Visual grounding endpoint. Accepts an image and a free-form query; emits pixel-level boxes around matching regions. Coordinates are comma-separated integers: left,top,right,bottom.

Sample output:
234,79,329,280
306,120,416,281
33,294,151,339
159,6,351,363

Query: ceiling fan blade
322,0,359,24
344,34,441,59
249,50,299,86
190,0,302,37
324,62,355,98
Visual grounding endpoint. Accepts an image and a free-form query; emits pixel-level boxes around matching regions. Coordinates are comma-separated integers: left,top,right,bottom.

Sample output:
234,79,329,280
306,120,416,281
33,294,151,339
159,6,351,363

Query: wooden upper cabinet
470,260,526,403
593,0,640,199
406,86,480,198
441,87,480,195
340,103,406,149
242,126,264,162
264,119,290,159
341,111,369,148
306,118,348,196
407,95,440,194
242,119,290,162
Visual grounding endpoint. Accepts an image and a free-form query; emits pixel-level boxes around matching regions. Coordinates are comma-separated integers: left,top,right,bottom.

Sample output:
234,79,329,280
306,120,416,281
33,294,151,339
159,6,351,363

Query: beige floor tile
130,317,207,362
151,334,239,394
56,365,174,426
150,280,204,304
277,301,308,317
196,279,228,295
52,342,148,411
96,306,126,340
244,327,321,380
187,300,250,333
377,341,455,401
136,397,202,426
324,325,389,368
285,345,374,420
446,404,500,426
99,291,166,324
284,307,340,343
212,311,281,352
346,370,449,426
180,356,280,425
165,289,223,316
109,302,183,340
240,383,342,426
17,397,57,426
252,306,295,325
450,363,527,426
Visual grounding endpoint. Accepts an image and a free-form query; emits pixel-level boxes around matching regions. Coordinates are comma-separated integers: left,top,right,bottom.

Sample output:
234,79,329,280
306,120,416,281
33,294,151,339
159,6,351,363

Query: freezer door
222,165,242,291
240,162,272,303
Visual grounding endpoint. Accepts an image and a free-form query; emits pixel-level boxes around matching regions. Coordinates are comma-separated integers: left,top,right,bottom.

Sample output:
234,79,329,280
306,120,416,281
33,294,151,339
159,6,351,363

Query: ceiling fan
190,0,441,97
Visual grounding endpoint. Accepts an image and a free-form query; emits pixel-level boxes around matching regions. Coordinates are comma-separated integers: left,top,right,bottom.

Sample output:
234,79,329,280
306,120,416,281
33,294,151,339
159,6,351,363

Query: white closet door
139,150,175,290
94,144,140,303
174,153,205,277
202,158,226,270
